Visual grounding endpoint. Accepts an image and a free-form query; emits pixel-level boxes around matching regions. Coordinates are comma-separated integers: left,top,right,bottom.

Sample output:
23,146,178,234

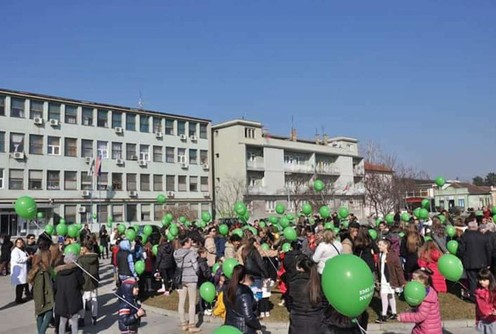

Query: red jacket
400,287,442,334
475,288,496,323
418,249,446,293
112,245,120,267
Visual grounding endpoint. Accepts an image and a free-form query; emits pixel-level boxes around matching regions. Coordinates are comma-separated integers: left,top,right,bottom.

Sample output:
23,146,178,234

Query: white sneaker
265,312,270,317
157,287,166,293
260,312,265,318
204,309,212,316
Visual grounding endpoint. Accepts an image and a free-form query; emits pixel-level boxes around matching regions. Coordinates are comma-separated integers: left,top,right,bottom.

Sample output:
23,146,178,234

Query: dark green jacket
77,253,100,291
32,267,54,316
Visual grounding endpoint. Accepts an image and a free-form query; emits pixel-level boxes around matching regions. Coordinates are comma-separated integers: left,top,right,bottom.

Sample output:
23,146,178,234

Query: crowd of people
1,205,496,334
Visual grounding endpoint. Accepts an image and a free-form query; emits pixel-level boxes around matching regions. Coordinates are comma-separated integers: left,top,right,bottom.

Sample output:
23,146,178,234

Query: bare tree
162,205,198,222
215,175,247,218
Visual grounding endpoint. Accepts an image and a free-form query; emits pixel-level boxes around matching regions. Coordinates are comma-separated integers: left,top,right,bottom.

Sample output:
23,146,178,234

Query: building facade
0,89,212,236
212,120,365,220
433,181,493,213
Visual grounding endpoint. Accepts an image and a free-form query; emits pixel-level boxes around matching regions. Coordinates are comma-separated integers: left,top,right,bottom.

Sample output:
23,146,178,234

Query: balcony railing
284,163,314,173
316,166,340,175
246,160,264,170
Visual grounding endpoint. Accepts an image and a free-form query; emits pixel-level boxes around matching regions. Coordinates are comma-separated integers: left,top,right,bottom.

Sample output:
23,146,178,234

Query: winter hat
64,253,78,264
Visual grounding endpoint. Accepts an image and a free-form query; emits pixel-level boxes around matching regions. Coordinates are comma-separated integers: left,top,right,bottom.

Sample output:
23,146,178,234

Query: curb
142,302,474,331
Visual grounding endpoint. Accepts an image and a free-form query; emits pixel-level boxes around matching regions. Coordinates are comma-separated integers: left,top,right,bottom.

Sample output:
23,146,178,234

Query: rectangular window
200,150,208,164
245,127,255,139
189,149,197,164
97,205,108,226
112,173,123,190
112,112,122,128
112,205,124,222
189,122,197,137
65,105,77,124
127,174,137,191
200,124,208,139
154,204,163,222
0,168,3,188
166,147,175,163
97,141,108,158
81,172,92,190
126,204,137,221
11,98,25,118
64,171,77,190
139,145,150,161
28,170,43,190
153,174,162,191
153,117,162,133
47,136,61,155
165,119,174,135
48,103,61,121
10,133,25,152
30,100,44,119
178,121,186,135
153,146,162,162
201,176,209,192
9,169,24,190
178,176,187,192
141,204,151,221
126,144,137,160
126,113,136,131
0,132,4,152
189,176,198,192
177,148,186,163
166,175,175,191
265,200,276,212
140,115,149,133
29,135,43,155
65,205,77,225
97,172,108,190
47,170,60,190
80,205,91,224
140,174,150,191
458,199,465,208
190,204,199,219
0,95,5,116
112,142,122,159
64,138,77,157
97,109,108,127
82,107,93,126
81,139,93,158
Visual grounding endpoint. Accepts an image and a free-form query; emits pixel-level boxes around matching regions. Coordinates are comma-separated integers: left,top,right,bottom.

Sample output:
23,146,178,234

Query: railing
246,160,264,169
316,166,340,175
284,163,314,173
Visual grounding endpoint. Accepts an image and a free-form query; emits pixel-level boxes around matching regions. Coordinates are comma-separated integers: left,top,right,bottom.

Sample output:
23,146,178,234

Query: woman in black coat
54,253,84,334
353,226,379,273
155,237,176,295
287,256,325,334
241,238,268,292
223,265,262,334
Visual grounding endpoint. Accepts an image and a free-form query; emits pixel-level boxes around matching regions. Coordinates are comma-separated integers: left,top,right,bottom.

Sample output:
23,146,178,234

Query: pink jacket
399,288,442,334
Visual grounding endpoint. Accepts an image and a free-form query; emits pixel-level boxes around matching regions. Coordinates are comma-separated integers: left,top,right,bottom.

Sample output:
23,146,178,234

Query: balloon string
260,250,280,273
456,280,469,292
353,318,367,334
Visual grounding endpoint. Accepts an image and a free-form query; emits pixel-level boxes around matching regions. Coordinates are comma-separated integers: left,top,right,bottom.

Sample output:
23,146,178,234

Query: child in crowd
117,278,146,334
77,240,100,327
475,269,496,333
212,273,227,320
260,278,273,318
197,247,212,316
398,268,442,333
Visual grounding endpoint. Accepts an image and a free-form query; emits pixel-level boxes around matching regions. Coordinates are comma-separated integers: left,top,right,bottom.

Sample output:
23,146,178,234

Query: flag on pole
94,155,102,177
87,157,95,176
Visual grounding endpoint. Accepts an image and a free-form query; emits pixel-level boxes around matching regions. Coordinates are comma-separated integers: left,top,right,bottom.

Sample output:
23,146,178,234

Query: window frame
29,134,44,155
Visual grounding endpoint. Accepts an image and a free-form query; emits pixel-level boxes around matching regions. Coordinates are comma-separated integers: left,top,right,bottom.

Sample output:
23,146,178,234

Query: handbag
173,252,188,289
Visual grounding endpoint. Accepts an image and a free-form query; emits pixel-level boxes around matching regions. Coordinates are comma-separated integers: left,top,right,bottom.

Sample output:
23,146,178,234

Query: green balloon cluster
324,222,333,230
279,217,290,228
413,208,421,219
404,281,426,306
169,224,179,237
261,243,270,251
68,224,80,238
232,228,243,238
268,216,279,224
212,262,221,274
15,196,37,220
438,215,446,224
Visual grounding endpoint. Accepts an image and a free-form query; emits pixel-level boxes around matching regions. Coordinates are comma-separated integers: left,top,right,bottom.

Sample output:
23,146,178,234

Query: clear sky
2,1,495,181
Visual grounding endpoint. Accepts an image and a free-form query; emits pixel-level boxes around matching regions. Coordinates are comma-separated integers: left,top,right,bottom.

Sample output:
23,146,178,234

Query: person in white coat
312,230,342,274
10,237,31,303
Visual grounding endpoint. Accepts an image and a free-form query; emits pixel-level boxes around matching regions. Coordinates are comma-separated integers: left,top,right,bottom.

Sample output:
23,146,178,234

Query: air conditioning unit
167,191,175,198
82,190,91,197
180,162,189,169
49,119,59,127
155,132,163,139
12,151,25,160
33,117,43,125
78,207,86,213
85,157,92,164
116,159,124,166
129,190,138,197
115,127,124,134
138,160,147,167
190,135,198,142
202,163,209,170
179,134,187,141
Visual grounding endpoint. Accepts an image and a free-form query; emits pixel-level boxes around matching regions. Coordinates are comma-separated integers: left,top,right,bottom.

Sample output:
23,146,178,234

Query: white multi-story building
212,119,365,219
0,88,212,236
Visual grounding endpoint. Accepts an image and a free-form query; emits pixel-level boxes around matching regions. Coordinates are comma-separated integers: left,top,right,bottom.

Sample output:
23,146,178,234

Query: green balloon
313,180,325,192
321,255,374,318
268,216,279,224
152,244,158,256
333,227,340,235
201,212,212,223
143,225,153,236
338,207,349,219
261,243,270,251
67,224,79,238
279,217,290,228
156,194,167,204
438,254,463,281
281,243,292,252
179,216,187,224
141,234,148,244
283,227,297,241
107,216,114,223
117,224,126,234
59,219,66,225
200,281,216,303
99,245,104,254
212,262,221,274
419,208,429,220
167,232,175,241
232,228,243,238
375,218,382,226
92,213,97,219
199,221,207,229
435,176,446,187
286,214,295,222
37,212,44,219
404,281,426,306
135,260,145,275
234,202,247,216
438,215,446,224
56,223,68,236
423,236,432,241
446,225,456,238
213,325,243,334
275,203,286,215
492,206,496,215
399,232,405,238
14,196,37,220
222,258,239,279
324,222,333,230
218,224,229,236
125,228,137,241
368,229,377,240
447,240,458,255
64,243,80,256
106,222,113,228
413,208,421,218
44,224,54,235
169,224,179,236
401,213,411,222
341,220,349,229
259,221,266,228
75,224,82,230
385,214,394,225
319,206,331,219
421,199,430,210
302,203,313,216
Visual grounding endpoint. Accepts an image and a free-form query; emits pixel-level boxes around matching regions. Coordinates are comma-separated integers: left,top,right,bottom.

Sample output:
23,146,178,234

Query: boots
375,315,387,323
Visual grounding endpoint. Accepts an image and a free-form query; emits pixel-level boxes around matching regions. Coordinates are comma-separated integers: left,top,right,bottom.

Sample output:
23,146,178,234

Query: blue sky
1,1,495,181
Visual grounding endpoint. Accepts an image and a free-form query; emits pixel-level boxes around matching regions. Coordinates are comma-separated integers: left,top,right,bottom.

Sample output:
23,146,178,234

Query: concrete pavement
0,261,476,333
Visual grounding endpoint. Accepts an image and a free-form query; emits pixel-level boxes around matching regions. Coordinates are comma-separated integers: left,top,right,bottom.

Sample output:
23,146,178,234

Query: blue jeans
36,309,53,334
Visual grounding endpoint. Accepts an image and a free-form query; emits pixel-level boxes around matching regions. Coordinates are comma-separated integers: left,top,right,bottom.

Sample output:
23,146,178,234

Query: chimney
290,128,297,141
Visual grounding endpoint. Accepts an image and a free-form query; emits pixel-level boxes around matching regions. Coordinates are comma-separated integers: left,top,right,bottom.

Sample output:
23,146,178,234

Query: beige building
212,119,365,220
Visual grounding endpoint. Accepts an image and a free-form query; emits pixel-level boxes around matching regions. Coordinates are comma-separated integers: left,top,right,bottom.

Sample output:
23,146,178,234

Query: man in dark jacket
457,220,492,302
155,239,175,295
118,278,146,333
117,240,137,282
77,240,100,326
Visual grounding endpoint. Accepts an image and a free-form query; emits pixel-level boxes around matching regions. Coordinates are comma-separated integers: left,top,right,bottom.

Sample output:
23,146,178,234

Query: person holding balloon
417,240,446,293
116,239,138,282
398,268,442,334
474,268,496,333
312,230,342,275
155,236,176,296
77,240,100,327
117,278,147,334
